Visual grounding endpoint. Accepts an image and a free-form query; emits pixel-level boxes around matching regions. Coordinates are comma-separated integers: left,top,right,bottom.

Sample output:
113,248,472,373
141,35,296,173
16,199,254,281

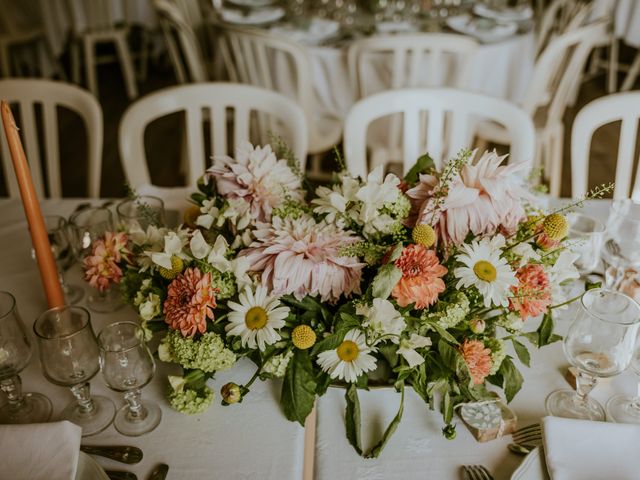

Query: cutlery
511,423,542,445
148,463,169,480
81,445,143,464
507,442,537,455
462,464,494,480
105,471,138,480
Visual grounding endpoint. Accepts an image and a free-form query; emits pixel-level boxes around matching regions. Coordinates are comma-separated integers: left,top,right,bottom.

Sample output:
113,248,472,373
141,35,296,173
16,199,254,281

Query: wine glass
98,321,161,436
606,335,640,423
601,200,640,290
0,291,52,423
33,305,115,436
35,215,84,304
566,212,606,277
546,289,640,421
69,207,122,313
116,196,166,231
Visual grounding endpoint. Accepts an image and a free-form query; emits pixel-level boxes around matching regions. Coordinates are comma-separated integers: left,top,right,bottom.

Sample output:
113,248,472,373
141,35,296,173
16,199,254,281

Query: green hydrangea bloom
339,242,387,265
168,386,213,415
495,312,525,332
209,270,236,300
166,330,236,373
261,351,293,378
382,194,411,219
272,199,310,220
423,292,470,329
484,337,506,375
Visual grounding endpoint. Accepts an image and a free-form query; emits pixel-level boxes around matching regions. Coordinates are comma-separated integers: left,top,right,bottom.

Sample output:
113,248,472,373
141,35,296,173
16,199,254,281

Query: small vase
87,286,124,314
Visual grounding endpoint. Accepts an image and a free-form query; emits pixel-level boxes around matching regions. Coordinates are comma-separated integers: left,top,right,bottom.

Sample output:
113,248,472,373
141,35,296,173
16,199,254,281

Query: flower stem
549,292,583,310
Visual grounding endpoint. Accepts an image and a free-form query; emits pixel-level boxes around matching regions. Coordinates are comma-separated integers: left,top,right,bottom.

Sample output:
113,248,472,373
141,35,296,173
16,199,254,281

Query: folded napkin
0,421,82,480
542,416,640,480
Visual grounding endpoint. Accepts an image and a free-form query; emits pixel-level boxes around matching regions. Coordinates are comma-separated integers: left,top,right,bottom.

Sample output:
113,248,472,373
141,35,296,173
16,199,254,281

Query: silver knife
148,464,169,480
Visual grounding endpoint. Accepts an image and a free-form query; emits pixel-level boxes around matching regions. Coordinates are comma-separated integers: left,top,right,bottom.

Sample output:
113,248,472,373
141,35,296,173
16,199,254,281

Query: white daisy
454,236,517,308
225,286,289,351
316,329,377,383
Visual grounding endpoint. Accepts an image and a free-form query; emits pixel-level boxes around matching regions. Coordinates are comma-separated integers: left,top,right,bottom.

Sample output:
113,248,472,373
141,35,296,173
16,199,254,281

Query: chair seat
310,112,342,154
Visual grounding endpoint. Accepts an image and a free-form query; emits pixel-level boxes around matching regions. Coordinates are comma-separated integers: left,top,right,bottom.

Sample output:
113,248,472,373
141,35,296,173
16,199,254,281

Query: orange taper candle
1,101,65,308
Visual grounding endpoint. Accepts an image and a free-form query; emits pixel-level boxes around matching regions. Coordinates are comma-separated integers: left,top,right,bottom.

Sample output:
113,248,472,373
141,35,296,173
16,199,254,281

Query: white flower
189,231,252,289
158,337,174,362
454,236,517,308
196,199,219,229
361,298,406,344
362,213,397,238
511,242,540,268
168,375,186,393
316,329,377,383
129,223,167,248
356,167,401,223
225,286,289,351
397,334,432,368
312,176,360,225
139,293,161,321
147,230,189,269
548,249,580,308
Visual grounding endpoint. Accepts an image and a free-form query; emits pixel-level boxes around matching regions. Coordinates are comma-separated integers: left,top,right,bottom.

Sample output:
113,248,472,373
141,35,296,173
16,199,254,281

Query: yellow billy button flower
183,204,201,228
542,213,568,241
412,224,436,248
337,340,359,362
291,325,316,350
158,255,184,280
473,260,497,282
245,306,268,330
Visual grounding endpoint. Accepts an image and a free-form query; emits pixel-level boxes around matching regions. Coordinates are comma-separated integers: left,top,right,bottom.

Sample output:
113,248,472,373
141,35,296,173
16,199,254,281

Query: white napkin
0,421,82,480
542,416,640,480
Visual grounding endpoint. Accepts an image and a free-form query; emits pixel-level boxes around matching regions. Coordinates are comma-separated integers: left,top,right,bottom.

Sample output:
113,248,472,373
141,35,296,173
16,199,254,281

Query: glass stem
0,375,24,413
124,389,146,421
70,382,96,414
632,372,640,412
575,371,597,406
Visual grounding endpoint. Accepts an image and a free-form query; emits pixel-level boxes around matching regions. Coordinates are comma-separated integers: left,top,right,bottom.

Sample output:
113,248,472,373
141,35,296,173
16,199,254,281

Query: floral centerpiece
83,141,609,457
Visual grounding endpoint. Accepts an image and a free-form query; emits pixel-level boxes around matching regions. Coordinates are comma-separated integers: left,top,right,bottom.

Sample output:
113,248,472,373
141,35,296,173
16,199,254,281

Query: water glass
116,196,166,231
0,291,52,423
566,212,605,276
546,289,640,421
606,337,640,424
98,322,161,436
601,200,640,289
33,305,115,436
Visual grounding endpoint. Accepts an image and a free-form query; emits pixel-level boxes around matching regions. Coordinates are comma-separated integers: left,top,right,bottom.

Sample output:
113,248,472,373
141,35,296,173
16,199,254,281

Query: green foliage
511,338,531,368
344,384,362,455
372,264,402,299
281,349,317,425
365,382,405,458
404,153,435,185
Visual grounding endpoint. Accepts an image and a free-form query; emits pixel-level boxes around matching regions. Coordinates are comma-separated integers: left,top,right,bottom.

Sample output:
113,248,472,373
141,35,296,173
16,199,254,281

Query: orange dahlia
509,264,552,320
163,267,217,337
460,339,492,385
392,244,447,309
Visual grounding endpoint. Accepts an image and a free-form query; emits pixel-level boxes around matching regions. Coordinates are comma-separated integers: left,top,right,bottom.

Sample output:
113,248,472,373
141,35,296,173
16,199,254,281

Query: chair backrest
65,0,126,34
154,0,208,83
571,92,640,200
119,82,308,196
0,79,102,198
536,0,590,57
524,20,609,124
347,33,479,98
343,88,535,178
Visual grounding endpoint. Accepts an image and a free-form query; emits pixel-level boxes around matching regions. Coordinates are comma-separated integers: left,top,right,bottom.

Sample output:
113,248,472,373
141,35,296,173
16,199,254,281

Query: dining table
0,196,637,480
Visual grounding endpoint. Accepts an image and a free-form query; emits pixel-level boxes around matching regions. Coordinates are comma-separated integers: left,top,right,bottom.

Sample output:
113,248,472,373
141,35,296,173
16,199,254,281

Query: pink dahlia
460,339,492,385
239,216,364,303
163,267,217,337
405,151,532,246
509,263,552,320
83,232,129,292
392,244,447,309
205,141,303,223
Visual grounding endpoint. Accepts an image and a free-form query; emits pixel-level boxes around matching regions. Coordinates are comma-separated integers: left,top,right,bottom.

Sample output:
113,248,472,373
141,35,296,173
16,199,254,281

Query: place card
458,400,517,442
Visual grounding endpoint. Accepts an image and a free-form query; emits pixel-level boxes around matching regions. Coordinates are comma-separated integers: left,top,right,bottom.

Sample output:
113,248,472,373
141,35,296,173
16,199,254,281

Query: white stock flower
190,232,252,289
139,293,161,321
361,298,406,344
148,230,189,269
356,167,401,223
397,334,432,367
549,249,580,308
511,242,540,268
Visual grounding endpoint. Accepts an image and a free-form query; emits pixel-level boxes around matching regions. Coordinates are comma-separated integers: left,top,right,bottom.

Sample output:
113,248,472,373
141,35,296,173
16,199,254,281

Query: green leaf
404,153,435,185
511,338,531,368
499,356,524,403
281,350,317,425
344,384,362,455
387,243,404,262
372,264,402,300
438,339,460,372
537,312,554,347
365,383,405,458
428,321,459,345
585,280,602,291
442,390,453,424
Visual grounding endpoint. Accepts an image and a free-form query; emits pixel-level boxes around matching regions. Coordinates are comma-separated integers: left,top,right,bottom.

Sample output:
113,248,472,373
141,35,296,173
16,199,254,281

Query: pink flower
392,244,447,309
83,232,129,292
239,216,364,303
460,339,492,385
205,142,303,223
406,151,531,246
509,264,552,320
163,267,217,337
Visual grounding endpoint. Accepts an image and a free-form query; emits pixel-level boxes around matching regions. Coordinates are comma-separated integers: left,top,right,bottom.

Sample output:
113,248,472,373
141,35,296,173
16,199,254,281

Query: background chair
571,92,640,200
343,88,535,179
119,82,308,211
0,79,102,198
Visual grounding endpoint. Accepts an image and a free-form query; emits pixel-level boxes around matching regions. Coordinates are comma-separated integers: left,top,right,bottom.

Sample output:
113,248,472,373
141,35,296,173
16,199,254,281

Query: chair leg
83,37,98,97
114,35,138,99
41,36,66,80
621,51,640,91
608,36,619,93
137,29,149,83
70,40,81,84
549,129,563,198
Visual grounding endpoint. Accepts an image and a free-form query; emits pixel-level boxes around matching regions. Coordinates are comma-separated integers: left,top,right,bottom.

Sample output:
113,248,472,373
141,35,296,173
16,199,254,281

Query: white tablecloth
0,199,305,480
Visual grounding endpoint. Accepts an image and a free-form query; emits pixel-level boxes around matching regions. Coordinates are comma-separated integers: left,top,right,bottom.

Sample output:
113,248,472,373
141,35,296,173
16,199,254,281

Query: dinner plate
510,447,550,480
75,452,110,480
221,6,285,25
473,3,534,23
226,0,275,7
446,14,518,43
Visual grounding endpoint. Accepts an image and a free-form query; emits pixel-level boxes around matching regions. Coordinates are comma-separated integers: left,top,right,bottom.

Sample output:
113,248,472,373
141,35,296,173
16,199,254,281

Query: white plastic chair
119,83,308,208
571,92,640,200
154,0,209,83
0,79,102,198
478,21,609,197
343,88,535,179
66,0,139,99
347,33,478,97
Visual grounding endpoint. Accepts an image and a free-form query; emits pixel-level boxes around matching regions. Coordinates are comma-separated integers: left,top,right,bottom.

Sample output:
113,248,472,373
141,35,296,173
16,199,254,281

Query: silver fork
508,423,542,455
462,465,494,480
